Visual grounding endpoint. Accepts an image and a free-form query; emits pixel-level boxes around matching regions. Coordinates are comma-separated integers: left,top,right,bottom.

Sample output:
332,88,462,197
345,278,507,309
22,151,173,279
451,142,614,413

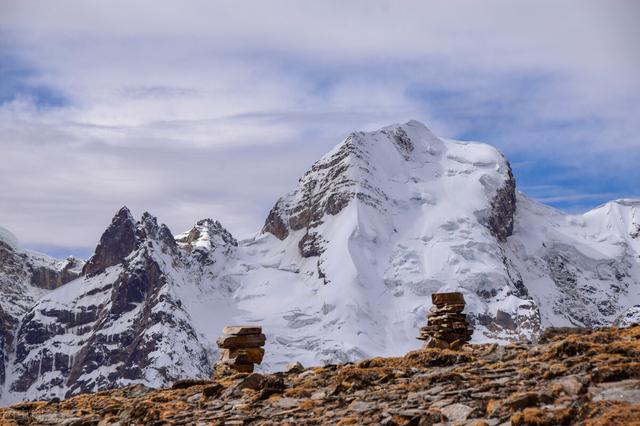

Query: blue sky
0,0,639,259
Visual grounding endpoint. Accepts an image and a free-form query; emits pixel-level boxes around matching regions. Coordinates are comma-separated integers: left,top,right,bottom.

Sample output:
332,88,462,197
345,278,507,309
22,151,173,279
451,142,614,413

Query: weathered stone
262,202,289,240
171,379,213,389
590,379,640,403
202,384,223,398
285,361,304,373
216,333,266,349
432,292,465,306
348,400,375,413
420,292,472,346
222,326,262,335
221,347,265,364
552,375,585,396
235,373,265,391
441,403,474,422
2,325,638,425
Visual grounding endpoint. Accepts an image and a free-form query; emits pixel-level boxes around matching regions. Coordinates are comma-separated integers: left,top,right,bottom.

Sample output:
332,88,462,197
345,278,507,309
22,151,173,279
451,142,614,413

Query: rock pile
216,325,266,373
418,292,473,348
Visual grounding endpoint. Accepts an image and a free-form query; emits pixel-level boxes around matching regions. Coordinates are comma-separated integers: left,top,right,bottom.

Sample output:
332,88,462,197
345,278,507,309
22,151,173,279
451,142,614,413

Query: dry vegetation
1,326,639,425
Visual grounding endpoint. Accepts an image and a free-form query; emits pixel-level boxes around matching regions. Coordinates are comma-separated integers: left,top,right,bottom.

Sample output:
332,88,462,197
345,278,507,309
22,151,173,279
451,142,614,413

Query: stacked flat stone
216,326,266,373
418,292,473,348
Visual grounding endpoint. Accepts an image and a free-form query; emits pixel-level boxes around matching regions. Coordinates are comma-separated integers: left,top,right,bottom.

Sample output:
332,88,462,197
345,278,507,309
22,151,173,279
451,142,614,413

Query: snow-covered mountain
0,226,83,400
1,120,639,403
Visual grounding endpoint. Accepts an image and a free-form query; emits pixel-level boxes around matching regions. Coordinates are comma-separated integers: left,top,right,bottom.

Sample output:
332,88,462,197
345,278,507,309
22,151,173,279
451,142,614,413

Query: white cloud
0,0,638,253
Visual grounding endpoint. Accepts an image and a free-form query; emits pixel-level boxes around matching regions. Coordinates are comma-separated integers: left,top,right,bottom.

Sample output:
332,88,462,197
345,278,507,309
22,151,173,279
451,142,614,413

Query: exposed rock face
486,161,516,242
29,257,82,290
262,205,289,241
261,130,374,256
5,208,219,402
2,326,639,425
82,207,137,276
0,231,84,398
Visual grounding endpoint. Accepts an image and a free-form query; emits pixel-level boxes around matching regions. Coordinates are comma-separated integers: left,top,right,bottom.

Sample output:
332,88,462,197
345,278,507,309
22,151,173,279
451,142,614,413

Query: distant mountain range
1,120,639,403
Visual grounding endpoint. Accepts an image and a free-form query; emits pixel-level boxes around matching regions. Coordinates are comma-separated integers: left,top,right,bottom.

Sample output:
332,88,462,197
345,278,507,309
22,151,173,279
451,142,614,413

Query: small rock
222,325,262,335
237,373,265,391
274,397,300,409
285,361,304,373
348,401,375,413
298,370,315,379
311,391,327,400
441,403,474,422
187,393,202,403
553,375,585,396
171,379,212,390
431,398,454,409
202,383,223,398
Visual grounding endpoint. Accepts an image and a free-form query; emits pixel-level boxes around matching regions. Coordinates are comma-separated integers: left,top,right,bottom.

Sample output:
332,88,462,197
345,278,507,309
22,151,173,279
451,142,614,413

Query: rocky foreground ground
1,326,639,425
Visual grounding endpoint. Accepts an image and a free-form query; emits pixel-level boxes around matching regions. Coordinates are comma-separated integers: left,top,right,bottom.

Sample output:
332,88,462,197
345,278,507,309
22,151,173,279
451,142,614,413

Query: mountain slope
0,227,83,401
508,196,640,328
0,120,638,403
0,211,240,404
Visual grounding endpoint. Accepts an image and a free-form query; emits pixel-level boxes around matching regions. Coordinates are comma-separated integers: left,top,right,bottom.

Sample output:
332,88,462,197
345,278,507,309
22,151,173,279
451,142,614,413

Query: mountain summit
1,120,639,403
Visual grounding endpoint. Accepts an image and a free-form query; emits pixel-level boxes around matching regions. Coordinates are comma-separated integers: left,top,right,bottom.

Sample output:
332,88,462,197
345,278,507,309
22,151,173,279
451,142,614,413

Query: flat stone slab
591,379,640,403
222,325,262,335
432,292,465,306
217,333,266,349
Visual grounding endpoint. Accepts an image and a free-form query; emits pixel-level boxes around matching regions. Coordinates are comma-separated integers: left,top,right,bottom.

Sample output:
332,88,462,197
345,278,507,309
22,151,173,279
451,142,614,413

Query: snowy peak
82,206,138,275
0,227,19,252
176,218,237,252
4,210,224,402
175,218,238,267
82,207,179,276
137,211,177,254
262,120,515,257
261,121,444,243
584,199,640,243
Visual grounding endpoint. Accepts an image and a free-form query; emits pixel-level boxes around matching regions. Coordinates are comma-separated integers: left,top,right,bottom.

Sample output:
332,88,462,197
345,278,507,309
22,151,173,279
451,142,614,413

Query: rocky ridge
0,228,83,396
1,326,639,425
2,209,237,404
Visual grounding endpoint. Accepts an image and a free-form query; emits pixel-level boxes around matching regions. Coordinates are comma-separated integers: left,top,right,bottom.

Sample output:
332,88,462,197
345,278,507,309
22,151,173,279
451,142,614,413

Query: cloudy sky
1,0,639,258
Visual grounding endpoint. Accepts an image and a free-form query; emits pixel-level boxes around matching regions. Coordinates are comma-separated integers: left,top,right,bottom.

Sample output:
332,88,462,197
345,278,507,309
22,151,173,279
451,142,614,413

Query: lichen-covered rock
2,326,638,425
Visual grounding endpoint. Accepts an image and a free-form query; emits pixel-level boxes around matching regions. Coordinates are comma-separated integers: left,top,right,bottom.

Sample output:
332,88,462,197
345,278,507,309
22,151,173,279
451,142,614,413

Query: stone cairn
216,325,266,374
418,292,473,348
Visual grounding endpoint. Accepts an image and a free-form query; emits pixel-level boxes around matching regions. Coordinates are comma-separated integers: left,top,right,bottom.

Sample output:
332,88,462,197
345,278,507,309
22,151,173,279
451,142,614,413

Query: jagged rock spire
82,206,137,276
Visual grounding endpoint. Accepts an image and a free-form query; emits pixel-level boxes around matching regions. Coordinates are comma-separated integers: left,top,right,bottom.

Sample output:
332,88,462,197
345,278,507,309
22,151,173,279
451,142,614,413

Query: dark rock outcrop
261,133,371,256
486,162,516,242
262,204,289,241
29,257,82,290
10,210,213,399
82,207,138,276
